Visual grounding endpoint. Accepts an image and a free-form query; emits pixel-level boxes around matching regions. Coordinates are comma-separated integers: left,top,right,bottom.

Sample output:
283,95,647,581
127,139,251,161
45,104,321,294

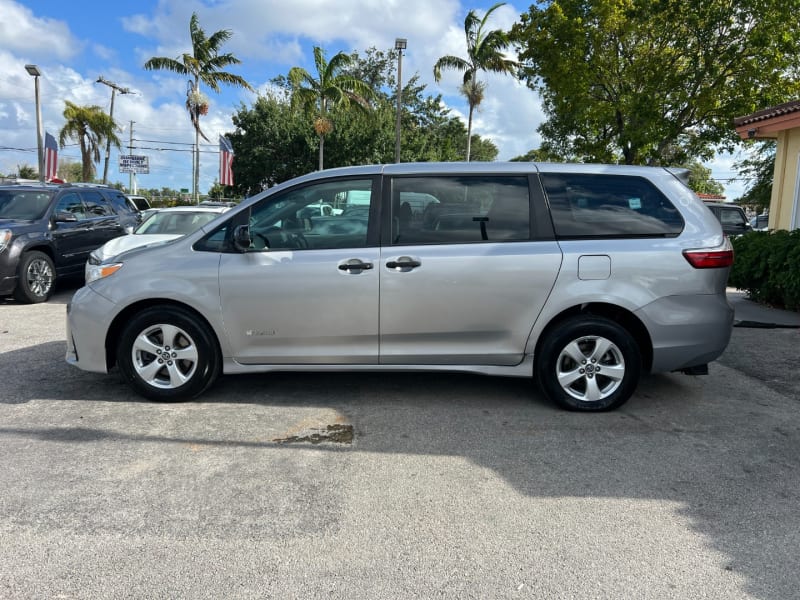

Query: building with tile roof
734,101,800,230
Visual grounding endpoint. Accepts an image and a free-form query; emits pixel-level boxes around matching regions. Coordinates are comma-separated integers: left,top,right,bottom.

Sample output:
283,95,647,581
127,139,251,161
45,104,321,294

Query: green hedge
729,230,800,310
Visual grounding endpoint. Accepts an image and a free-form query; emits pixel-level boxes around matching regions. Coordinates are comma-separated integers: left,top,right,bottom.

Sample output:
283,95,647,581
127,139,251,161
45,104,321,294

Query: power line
133,138,219,147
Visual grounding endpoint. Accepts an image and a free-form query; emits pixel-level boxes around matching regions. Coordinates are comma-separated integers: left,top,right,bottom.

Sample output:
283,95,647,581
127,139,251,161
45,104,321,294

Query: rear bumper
636,293,734,373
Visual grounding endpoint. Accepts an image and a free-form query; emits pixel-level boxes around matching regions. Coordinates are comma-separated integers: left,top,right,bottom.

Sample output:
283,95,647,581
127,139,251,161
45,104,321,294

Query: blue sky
1,0,746,197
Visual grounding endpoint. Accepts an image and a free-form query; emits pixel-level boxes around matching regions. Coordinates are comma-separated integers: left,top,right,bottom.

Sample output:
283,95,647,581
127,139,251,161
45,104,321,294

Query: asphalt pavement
728,288,800,328
1,284,799,599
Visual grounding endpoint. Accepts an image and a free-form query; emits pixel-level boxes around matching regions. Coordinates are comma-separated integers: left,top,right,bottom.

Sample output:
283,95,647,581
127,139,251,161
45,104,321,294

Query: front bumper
65,285,117,374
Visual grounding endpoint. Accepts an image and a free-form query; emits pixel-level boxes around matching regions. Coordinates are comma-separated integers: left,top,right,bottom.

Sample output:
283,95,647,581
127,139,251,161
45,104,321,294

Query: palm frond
144,56,190,75
207,28,233,52
201,71,253,92
433,55,471,81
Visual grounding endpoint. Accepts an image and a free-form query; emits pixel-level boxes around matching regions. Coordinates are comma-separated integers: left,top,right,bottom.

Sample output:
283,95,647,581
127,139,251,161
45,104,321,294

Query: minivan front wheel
14,250,55,303
536,316,641,411
117,306,221,401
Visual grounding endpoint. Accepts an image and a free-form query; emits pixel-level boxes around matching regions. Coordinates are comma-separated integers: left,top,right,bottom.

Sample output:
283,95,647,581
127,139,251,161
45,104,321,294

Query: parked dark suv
0,183,138,303
705,202,751,237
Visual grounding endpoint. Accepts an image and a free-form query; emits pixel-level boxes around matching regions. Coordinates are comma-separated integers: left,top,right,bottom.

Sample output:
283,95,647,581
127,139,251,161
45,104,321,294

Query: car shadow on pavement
1,339,797,599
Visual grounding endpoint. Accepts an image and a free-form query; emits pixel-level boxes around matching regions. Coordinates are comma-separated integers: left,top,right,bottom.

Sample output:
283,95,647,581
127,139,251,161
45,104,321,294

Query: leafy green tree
228,50,499,191
289,46,376,170
510,0,800,165
58,101,121,182
17,164,37,179
685,161,725,195
58,161,82,183
736,142,775,213
509,148,565,162
144,12,252,201
229,91,316,192
433,2,517,161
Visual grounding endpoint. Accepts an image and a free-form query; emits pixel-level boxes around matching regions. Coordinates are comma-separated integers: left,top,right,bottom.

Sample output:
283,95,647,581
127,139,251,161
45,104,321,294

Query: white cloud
0,0,751,194
0,0,82,60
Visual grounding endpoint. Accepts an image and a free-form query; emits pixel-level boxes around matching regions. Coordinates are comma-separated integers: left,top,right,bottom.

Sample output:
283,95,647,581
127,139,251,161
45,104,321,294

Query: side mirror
232,224,252,253
53,211,78,223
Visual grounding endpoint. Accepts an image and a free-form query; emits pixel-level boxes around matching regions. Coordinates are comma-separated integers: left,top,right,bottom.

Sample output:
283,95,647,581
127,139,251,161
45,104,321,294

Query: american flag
219,136,234,187
44,131,58,181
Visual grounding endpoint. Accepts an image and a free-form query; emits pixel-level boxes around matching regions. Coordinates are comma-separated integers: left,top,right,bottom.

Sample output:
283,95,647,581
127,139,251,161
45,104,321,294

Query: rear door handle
386,257,421,270
338,259,373,273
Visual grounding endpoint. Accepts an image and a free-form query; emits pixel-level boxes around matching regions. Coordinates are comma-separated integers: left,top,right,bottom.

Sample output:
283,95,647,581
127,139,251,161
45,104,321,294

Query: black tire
14,250,55,303
536,316,641,412
117,306,221,402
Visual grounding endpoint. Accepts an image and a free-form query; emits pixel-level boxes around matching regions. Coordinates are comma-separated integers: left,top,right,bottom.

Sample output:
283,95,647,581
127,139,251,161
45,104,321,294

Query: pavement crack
273,423,354,445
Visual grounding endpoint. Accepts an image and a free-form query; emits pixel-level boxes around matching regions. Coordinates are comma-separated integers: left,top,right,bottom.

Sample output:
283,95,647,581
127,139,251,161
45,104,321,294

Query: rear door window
540,173,684,238
718,207,746,226
388,176,530,245
107,191,137,216
80,191,113,216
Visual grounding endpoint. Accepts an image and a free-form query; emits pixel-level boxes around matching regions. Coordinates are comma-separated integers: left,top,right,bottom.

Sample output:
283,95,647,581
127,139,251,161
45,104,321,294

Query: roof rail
60,182,111,188
0,181,60,188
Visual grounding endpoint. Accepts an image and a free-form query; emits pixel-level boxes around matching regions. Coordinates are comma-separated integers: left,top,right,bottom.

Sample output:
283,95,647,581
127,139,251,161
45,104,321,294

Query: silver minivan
66,163,733,411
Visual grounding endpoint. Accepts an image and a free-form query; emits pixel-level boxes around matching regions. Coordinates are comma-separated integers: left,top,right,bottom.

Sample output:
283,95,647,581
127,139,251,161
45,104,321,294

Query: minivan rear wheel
536,316,641,411
117,306,221,401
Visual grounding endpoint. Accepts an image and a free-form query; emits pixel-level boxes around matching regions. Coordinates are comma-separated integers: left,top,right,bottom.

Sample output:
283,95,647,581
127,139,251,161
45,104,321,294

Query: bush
729,230,800,310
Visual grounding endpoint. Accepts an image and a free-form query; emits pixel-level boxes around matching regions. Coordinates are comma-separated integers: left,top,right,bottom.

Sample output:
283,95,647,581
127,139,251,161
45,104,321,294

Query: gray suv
1,183,138,302
66,163,734,411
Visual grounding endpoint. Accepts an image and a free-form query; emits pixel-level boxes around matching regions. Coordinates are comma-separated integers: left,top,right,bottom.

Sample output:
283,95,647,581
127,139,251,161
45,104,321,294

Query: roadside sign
119,155,149,174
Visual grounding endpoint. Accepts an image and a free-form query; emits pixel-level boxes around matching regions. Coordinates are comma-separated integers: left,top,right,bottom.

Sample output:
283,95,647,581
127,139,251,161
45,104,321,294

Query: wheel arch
533,303,653,374
20,242,55,263
105,299,222,371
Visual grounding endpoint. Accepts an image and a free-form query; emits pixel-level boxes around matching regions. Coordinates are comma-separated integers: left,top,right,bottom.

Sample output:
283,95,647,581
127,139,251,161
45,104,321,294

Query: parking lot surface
1,283,799,599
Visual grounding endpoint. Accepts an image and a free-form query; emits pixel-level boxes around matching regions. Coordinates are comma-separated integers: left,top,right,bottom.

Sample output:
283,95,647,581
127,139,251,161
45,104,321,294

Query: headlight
85,262,123,284
0,229,11,253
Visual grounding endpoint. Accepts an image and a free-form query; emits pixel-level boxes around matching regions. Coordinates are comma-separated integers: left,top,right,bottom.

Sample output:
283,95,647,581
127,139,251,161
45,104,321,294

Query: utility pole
96,76,131,185
394,39,407,163
129,121,135,193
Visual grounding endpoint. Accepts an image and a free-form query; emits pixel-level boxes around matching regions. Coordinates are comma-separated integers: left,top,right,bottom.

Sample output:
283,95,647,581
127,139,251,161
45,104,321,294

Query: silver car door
379,174,562,366
218,177,380,364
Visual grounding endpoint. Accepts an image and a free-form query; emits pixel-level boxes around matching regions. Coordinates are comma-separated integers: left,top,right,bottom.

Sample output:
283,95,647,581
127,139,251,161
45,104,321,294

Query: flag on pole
219,135,234,187
44,131,58,182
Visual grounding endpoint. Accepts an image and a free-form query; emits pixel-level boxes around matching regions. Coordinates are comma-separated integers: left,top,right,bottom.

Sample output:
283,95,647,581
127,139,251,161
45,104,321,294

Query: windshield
135,210,221,235
0,190,53,220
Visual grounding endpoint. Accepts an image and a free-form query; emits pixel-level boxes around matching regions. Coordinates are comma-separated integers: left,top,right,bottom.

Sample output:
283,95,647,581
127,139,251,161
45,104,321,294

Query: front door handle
338,259,373,273
385,257,421,270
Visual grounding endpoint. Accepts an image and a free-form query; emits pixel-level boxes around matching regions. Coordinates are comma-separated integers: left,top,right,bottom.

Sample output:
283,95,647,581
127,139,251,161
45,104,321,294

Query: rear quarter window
541,173,684,238
107,191,136,215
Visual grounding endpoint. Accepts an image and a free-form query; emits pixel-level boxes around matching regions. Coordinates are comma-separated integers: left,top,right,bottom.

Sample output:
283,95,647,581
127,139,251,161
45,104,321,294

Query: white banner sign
119,155,149,174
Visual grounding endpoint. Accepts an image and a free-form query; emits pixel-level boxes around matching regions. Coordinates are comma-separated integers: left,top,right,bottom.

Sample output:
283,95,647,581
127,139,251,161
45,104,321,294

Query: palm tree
144,12,253,202
289,46,375,170
433,2,517,161
58,101,121,182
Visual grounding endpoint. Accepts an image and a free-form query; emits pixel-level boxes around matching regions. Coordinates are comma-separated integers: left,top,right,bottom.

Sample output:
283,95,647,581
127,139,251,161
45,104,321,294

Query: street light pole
394,38,407,164
96,76,131,185
25,65,44,183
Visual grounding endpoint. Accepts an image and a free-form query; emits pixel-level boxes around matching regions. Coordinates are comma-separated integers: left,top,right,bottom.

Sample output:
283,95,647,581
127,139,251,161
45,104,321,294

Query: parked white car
85,205,230,281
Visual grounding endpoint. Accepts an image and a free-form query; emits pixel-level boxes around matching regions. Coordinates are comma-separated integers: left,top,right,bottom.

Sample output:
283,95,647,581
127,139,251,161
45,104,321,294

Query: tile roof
734,100,800,127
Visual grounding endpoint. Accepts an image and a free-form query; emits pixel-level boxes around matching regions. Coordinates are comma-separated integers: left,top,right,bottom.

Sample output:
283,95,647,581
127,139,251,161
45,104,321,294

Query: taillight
683,239,734,268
